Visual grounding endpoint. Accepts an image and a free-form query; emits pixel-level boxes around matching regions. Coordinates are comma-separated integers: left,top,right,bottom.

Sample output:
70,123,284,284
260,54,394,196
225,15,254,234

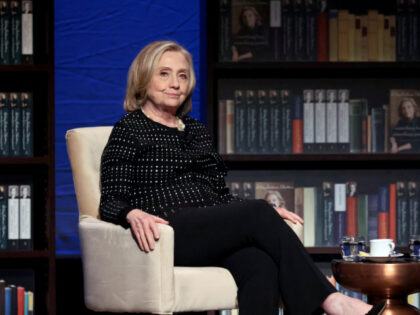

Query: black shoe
365,301,386,315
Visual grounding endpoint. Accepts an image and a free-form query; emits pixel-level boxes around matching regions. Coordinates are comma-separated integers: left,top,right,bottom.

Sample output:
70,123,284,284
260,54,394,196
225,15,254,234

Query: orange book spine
378,212,390,238
346,196,358,236
293,120,303,154
17,286,25,315
389,183,396,242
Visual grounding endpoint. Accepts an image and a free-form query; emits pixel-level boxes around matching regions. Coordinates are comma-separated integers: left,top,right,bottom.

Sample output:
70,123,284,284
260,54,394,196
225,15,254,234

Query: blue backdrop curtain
55,0,205,255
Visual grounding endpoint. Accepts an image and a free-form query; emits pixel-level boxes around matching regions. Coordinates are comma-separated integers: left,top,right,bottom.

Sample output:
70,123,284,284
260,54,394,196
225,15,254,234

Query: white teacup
370,239,395,257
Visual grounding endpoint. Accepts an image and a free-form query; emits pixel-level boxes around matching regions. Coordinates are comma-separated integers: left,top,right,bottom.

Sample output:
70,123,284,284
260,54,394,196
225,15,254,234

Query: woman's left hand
273,206,304,225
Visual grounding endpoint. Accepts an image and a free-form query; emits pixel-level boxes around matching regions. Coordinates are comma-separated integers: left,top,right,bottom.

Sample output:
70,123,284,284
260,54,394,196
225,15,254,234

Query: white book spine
19,185,31,240
326,89,338,144
315,89,326,144
303,90,315,145
338,89,350,144
21,0,33,55
334,183,346,211
8,185,19,244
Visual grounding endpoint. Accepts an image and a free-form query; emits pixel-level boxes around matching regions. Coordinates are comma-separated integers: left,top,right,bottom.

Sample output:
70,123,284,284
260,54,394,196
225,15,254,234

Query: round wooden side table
332,259,420,315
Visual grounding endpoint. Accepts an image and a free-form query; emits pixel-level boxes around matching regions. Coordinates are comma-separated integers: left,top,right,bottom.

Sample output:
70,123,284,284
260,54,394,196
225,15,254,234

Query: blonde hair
123,40,196,117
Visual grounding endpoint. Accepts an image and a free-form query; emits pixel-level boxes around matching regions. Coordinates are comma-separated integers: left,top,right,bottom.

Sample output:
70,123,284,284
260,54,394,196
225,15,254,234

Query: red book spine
378,212,390,238
346,196,358,236
317,12,328,61
17,286,25,315
389,183,396,242
292,119,303,153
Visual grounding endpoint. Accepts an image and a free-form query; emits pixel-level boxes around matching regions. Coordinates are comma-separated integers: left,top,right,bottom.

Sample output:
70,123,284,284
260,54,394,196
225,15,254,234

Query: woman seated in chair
99,40,385,315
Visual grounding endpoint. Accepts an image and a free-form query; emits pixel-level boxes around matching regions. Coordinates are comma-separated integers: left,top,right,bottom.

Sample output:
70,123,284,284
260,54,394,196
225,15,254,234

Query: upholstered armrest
79,215,175,314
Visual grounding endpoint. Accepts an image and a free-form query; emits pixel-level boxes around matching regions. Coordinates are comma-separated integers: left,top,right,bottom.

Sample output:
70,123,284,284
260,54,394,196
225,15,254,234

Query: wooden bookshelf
206,0,420,257
0,0,55,314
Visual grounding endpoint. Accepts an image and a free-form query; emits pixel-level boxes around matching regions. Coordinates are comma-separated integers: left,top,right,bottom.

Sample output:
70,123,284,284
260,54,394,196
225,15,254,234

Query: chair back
65,127,113,219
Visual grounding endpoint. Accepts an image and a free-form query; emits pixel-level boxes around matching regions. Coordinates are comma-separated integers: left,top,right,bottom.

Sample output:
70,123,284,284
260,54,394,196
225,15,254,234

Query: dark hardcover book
326,90,338,153
407,0,418,61
314,89,326,153
21,92,32,157
218,0,231,61
334,183,346,245
21,0,33,64
234,89,247,154
0,279,5,315
282,0,294,60
305,0,317,61
408,181,420,236
396,0,408,61
7,185,18,250
10,92,22,157
292,94,303,154
281,89,292,154
0,0,11,64
0,184,7,249
0,92,10,156
230,0,273,62
303,89,315,153
246,90,258,153
368,194,379,241
346,181,358,237
371,106,385,153
378,186,390,238
242,181,255,200
322,182,334,246
361,100,368,153
226,99,234,154
316,0,328,61
293,0,305,61
10,0,20,65
18,184,31,250
337,89,350,153
10,284,17,315
258,90,271,153
269,89,282,153
396,181,409,245
349,99,366,153
315,185,323,246
269,0,281,61
218,99,227,154
357,194,369,243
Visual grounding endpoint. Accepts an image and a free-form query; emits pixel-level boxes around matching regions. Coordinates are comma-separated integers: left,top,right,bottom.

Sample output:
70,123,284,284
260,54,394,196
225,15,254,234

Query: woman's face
146,51,190,112
401,101,415,119
242,9,256,28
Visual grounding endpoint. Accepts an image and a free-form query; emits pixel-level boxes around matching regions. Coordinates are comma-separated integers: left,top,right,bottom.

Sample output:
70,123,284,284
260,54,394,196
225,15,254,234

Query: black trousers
167,199,336,315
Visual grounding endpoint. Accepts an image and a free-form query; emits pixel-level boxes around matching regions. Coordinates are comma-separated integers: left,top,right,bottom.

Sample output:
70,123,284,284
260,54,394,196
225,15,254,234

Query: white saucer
360,253,404,263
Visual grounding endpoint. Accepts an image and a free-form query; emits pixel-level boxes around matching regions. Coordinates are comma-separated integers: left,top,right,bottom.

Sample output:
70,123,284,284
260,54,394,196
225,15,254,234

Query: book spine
368,194,379,241
294,0,305,61
281,89,292,154
246,90,258,154
234,90,247,154
226,99,234,154
10,0,20,64
218,0,231,61
0,92,10,156
21,0,33,64
305,0,317,61
354,16,363,61
0,184,7,249
270,0,281,61
315,186,323,246
389,16,397,61
337,89,350,153
334,183,346,245
377,14,384,61
368,10,379,61
361,15,369,61
378,186,390,238
317,7,328,61
258,90,271,154
303,89,315,153
11,285,17,315
218,99,227,154
408,181,420,236
326,89,338,152
5,287,11,315
18,184,31,250
7,185,19,250
21,92,32,157
361,100,368,153
314,89,326,153
357,194,369,242
294,187,304,219
303,187,316,246
10,92,21,156
371,107,385,153
347,14,355,62
346,181,358,237
389,183,397,243
27,291,33,315
24,291,28,315
383,16,391,61
322,182,334,246
17,286,24,315
329,9,338,61
396,0,408,61
0,0,11,64
396,181,409,245
270,90,282,153
408,0,418,61
282,0,294,61
292,95,303,154
338,10,349,61
349,100,363,153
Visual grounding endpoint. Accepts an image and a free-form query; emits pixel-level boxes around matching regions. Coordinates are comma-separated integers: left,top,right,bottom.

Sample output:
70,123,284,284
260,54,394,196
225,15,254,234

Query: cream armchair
65,127,304,314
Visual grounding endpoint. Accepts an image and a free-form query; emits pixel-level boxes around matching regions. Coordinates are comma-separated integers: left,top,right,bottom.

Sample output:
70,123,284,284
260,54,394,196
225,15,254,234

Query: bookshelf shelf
0,156,50,165
0,250,50,259
0,65,50,72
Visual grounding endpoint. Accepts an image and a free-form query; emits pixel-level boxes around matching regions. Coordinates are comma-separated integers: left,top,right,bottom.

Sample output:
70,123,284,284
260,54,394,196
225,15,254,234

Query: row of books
0,92,33,157
0,184,32,250
218,89,420,155
0,273,34,315
219,0,420,62
226,180,420,246
0,0,33,65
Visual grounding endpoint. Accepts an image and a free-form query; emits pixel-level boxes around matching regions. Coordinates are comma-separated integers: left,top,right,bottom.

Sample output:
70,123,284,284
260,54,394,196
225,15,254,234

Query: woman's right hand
126,209,169,252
